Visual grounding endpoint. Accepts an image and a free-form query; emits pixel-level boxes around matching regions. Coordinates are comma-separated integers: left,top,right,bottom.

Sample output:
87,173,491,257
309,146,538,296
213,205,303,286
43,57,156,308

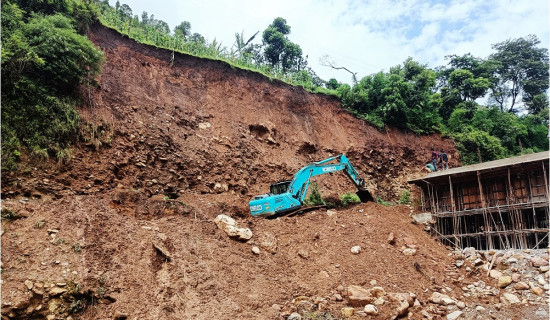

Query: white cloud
111,0,549,84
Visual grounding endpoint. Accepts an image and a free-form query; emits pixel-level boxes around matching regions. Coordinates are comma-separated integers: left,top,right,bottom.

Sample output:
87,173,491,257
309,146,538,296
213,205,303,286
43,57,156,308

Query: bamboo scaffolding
423,160,549,250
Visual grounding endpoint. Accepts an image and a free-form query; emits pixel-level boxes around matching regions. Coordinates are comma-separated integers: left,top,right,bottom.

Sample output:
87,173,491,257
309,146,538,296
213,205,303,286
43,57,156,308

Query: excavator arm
288,154,368,202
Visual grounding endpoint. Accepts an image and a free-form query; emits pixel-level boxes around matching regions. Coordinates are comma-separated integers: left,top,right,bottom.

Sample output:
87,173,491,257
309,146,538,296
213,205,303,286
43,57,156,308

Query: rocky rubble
0,280,104,320
452,247,549,305
275,246,548,319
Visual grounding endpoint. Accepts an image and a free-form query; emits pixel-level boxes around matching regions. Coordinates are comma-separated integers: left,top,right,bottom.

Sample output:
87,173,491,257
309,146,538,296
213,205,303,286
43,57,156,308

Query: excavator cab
269,181,291,195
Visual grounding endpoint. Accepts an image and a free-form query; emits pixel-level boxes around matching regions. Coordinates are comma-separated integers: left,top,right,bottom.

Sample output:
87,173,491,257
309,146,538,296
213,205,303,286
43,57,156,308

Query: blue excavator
249,154,373,216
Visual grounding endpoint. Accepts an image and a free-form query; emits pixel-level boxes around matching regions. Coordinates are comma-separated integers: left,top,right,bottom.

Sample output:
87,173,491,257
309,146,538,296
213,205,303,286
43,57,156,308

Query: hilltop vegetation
1,0,548,170
1,0,103,169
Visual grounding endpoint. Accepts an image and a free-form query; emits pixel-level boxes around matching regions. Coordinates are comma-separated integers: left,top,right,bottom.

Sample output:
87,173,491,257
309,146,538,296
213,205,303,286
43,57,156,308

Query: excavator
249,154,373,216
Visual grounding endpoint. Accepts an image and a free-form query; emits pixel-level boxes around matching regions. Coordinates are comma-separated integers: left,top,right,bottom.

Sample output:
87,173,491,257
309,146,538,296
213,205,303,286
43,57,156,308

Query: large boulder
214,214,252,241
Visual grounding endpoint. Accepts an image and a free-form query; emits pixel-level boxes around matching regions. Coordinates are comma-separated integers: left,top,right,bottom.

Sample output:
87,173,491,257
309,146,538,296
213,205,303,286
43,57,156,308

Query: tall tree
140,11,148,25
262,17,306,72
174,21,191,38
488,35,549,113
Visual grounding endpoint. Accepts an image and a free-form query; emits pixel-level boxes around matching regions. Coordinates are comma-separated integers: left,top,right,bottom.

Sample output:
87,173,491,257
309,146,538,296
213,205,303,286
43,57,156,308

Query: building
408,152,549,250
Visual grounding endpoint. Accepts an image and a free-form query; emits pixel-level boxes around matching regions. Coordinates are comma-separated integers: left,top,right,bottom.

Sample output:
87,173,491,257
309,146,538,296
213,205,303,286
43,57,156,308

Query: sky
109,0,549,84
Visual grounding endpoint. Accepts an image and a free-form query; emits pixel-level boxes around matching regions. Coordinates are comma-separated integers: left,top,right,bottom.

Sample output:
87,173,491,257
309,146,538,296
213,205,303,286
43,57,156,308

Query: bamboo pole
542,160,549,200
527,172,539,245
477,171,492,250
448,176,460,247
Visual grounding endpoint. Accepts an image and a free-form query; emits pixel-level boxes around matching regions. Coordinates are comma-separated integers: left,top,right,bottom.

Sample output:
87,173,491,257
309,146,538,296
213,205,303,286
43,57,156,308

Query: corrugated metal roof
409,151,549,184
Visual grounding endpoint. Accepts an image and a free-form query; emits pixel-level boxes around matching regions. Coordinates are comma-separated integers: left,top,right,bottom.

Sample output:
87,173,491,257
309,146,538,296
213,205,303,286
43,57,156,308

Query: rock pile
451,247,549,305
276,247,548,319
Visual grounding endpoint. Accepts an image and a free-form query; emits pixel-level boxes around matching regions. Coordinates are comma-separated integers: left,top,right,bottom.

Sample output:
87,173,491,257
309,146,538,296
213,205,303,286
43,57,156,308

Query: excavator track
266,205,327,219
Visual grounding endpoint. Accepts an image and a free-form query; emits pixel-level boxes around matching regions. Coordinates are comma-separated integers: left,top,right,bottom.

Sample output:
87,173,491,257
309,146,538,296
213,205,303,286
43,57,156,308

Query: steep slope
7,23,545,320
3,23,458,203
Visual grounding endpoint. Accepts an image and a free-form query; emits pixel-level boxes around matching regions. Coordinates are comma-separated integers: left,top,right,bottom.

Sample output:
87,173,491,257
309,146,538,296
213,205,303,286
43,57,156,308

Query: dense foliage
332,37,548,164
1,0,103,170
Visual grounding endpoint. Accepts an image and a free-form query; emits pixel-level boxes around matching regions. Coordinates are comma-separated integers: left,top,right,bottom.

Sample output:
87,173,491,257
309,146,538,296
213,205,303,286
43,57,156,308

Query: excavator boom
249,154,373,216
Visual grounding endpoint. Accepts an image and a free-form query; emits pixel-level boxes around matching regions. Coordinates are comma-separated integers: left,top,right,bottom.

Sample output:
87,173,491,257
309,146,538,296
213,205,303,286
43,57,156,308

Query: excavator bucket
356,189,374,203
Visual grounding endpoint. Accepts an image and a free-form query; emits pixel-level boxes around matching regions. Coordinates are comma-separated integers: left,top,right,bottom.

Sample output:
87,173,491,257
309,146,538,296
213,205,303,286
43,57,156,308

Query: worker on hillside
424,161,436,172
430,148,439,171
439,149,449,170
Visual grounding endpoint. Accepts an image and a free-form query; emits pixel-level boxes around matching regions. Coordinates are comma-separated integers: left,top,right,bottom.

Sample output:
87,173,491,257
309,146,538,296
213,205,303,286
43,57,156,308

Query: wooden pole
449,176,456,213
477,170,492,250
507,167,522,248
527,172,539,246
542,161,549,201
448,176,459,248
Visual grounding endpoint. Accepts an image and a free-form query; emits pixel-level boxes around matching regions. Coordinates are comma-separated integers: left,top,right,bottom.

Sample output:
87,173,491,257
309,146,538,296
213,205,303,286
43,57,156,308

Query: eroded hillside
2,23,547,320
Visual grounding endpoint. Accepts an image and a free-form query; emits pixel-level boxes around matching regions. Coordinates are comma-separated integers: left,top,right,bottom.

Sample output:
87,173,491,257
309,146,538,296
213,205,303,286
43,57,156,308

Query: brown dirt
1,23,543,320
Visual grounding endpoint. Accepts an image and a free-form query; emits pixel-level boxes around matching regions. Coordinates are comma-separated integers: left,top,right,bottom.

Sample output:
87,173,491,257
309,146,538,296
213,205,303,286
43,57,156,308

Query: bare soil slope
3,24,545,320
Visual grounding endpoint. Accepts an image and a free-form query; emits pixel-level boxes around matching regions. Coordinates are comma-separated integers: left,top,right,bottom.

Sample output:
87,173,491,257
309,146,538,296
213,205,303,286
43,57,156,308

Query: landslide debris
3,23,546,320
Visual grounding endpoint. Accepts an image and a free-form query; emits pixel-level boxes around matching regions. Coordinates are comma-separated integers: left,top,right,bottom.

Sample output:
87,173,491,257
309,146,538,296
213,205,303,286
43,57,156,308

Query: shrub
305,182,325,206
376,197,392,206
398,190,411,205
340,192,361,206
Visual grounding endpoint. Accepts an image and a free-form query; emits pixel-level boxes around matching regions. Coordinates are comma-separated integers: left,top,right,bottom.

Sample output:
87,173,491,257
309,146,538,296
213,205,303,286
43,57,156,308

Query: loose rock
497,275,512,288
500,292,521,305
489,270,502,279
387,232,396,245
531,286,544,296
24,280,33,290
288,312,302,320
341,307,354,318
347,285,374,307
213,214,252,241
251,246,260,255
364,304,378,315
298,249,309,259
531,257,549,267
447,311,463,320
351,246,361,254
514,282,529,290
370,287,386,298
48,287,68,296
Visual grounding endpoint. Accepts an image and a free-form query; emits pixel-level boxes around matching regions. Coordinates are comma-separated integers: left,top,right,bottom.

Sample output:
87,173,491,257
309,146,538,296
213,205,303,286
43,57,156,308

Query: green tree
140,11,148,24
471,107,528,154
452,128,507,164
448,69,490,101
70,0,98,34
174,21,191,38
262,17,306,72
437,54,492,122
326,78,340,90
190,32,205,44
488,35,549,113
118,3,132,18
